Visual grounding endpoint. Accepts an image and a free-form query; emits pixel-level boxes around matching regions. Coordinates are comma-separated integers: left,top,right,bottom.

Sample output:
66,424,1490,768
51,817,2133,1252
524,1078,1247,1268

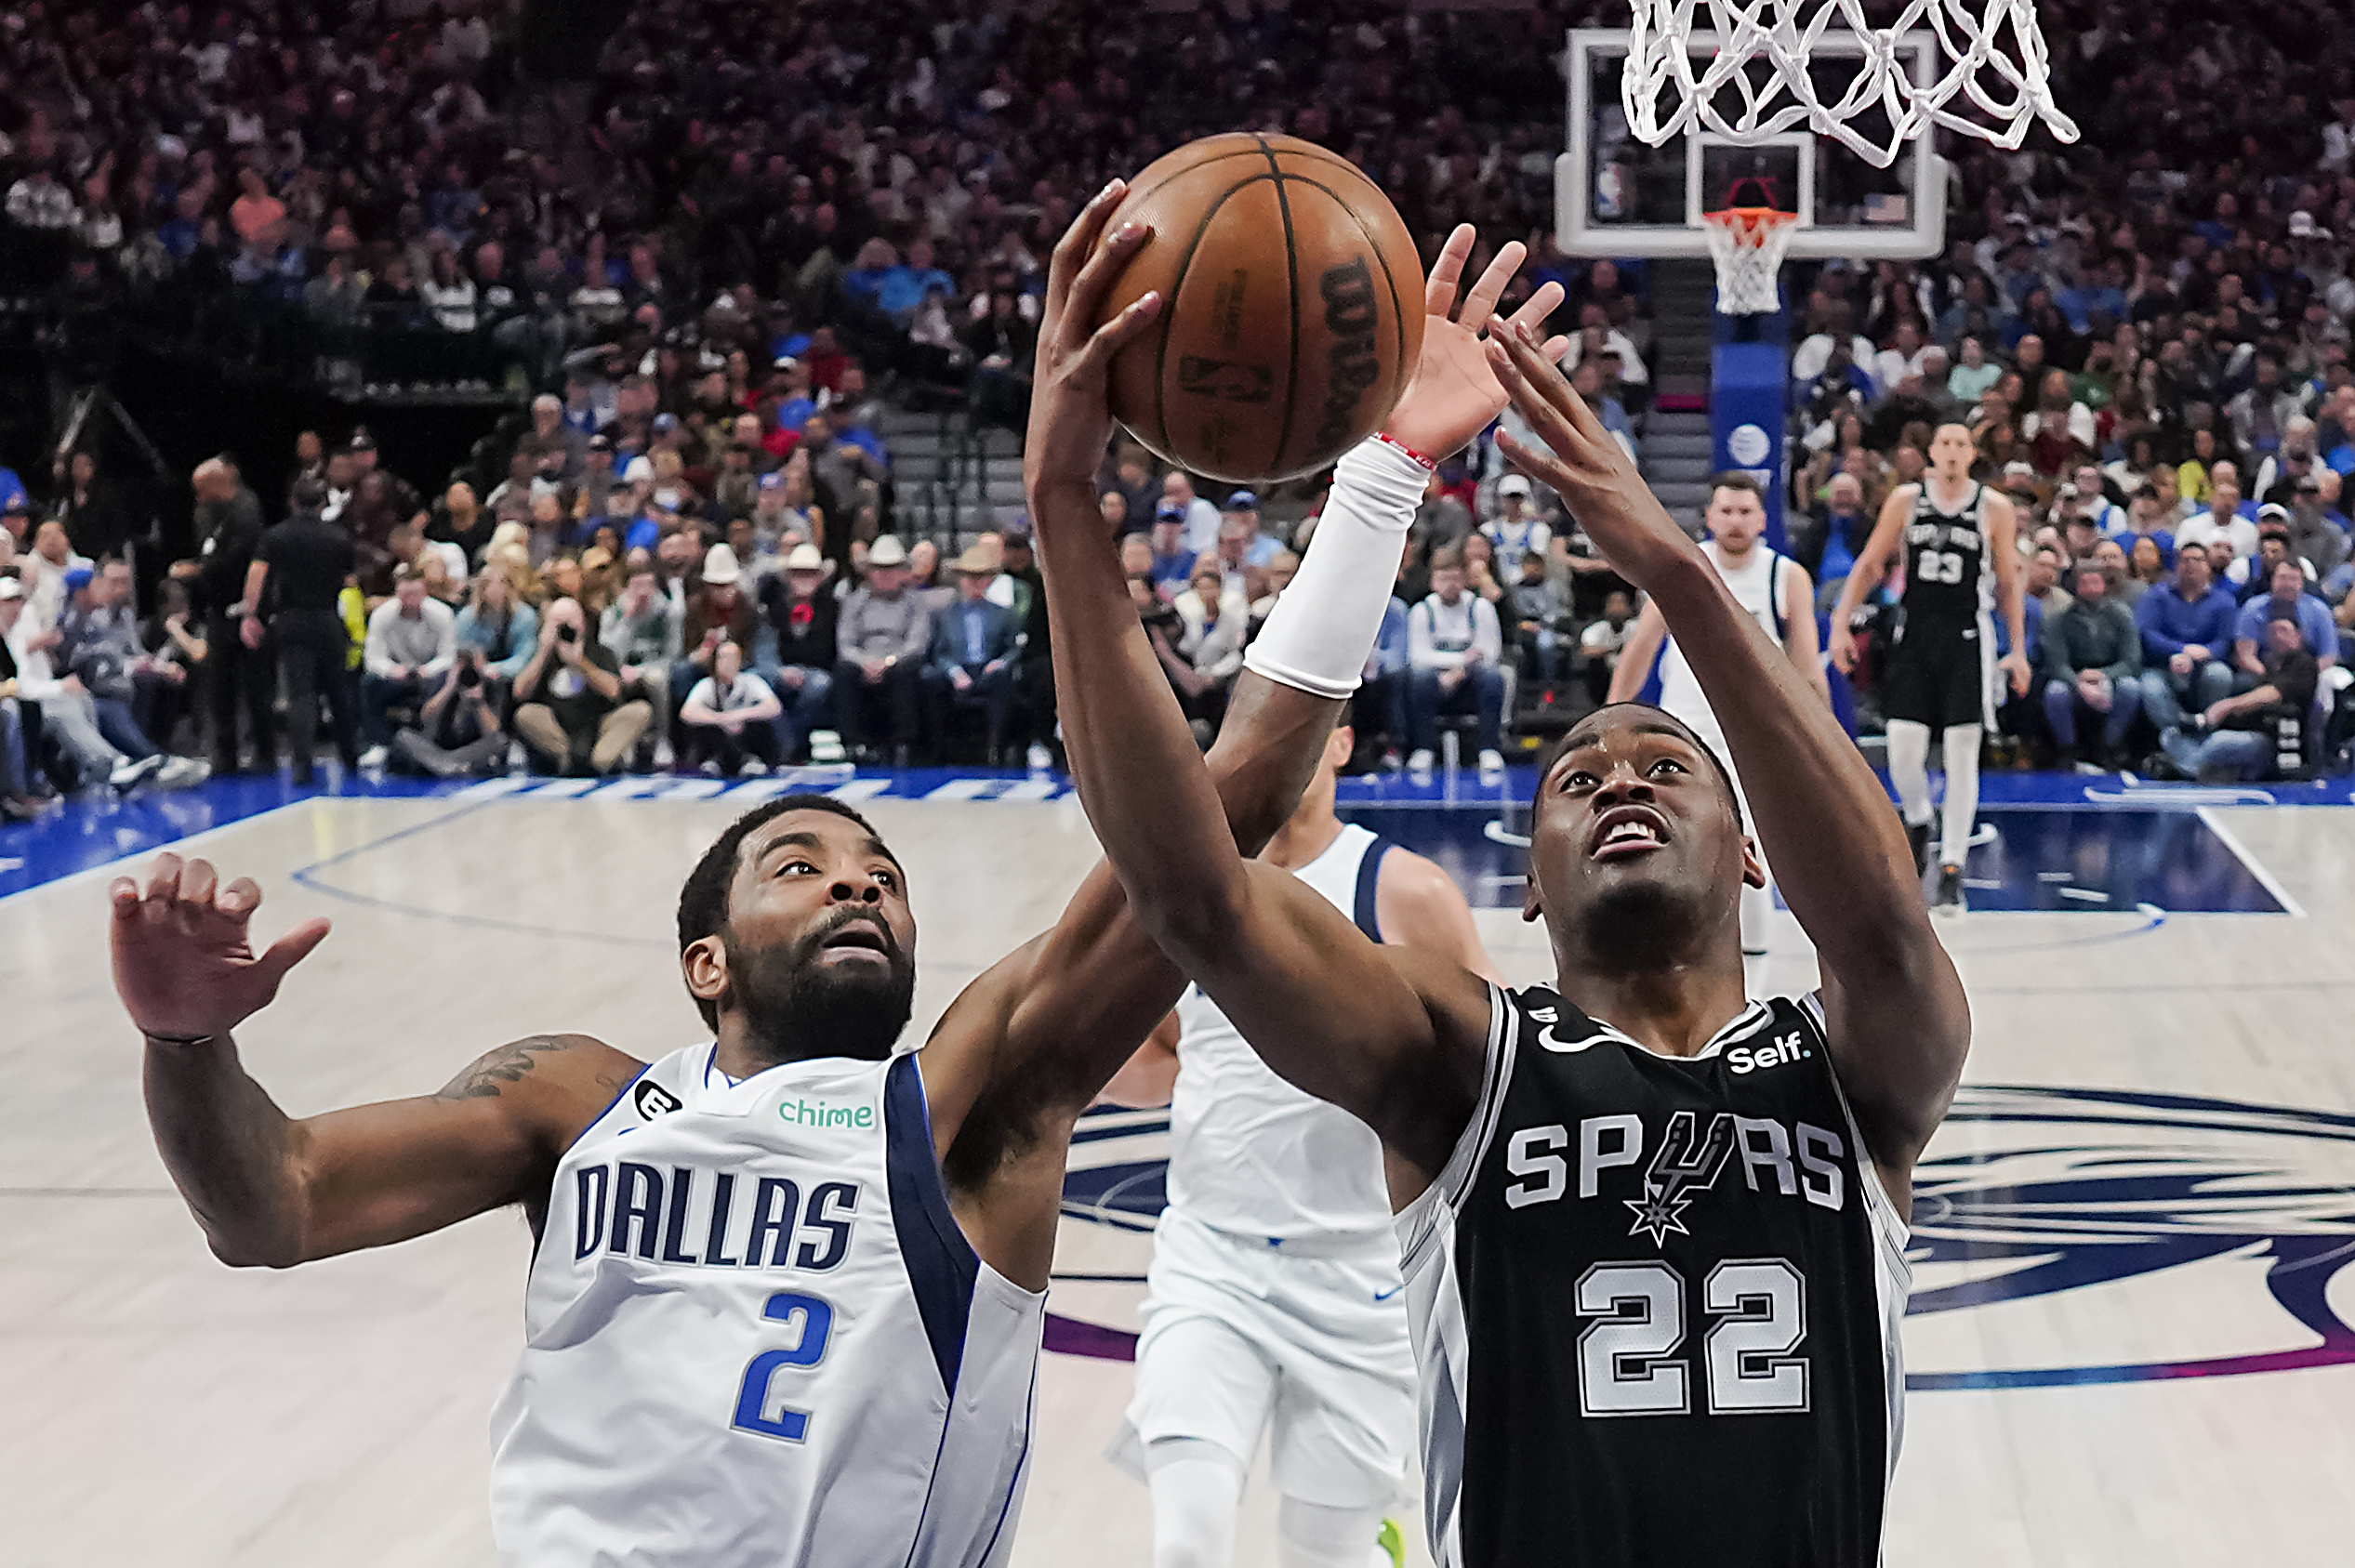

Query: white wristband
1242,437,1429,699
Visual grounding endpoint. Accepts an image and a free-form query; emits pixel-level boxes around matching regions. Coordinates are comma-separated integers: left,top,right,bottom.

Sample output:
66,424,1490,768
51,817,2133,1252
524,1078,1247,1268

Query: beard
1575,872,1722,972
725,909,916,1067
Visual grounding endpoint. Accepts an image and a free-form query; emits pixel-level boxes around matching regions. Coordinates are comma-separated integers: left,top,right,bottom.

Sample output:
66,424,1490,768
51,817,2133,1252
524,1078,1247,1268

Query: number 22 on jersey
1575,1258,1809,1416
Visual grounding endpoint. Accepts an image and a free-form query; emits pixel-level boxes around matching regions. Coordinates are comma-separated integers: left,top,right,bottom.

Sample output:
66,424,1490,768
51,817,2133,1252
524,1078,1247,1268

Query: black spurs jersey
1396,986,1910,1568
1899,481,1994,626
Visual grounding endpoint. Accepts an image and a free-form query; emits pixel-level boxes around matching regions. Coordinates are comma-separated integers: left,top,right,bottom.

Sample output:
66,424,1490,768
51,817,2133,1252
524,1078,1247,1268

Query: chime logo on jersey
1051,1085,2355,1390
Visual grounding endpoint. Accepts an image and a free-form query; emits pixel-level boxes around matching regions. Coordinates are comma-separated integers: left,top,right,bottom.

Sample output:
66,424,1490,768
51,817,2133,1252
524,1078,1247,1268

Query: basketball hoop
1623,0,2081,168
1702,207,1800,315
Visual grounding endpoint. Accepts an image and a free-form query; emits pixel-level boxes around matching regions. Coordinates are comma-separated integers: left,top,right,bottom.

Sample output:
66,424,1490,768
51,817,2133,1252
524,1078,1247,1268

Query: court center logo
1053,1086,2355,1389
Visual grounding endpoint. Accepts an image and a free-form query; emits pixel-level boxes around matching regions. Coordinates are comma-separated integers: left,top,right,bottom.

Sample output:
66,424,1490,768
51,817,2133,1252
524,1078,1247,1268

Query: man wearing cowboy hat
833,534,928,766
923,544,1023,766
756,542,840,761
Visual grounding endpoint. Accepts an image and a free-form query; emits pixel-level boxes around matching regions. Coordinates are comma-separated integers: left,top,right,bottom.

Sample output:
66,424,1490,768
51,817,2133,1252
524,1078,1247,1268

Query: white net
1702,209,1799,314
1623,0,2081,168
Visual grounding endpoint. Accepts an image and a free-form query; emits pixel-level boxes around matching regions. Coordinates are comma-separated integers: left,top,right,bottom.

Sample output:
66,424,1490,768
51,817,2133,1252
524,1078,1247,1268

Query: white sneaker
1025,742,1052,771
700,758,723,777
358,745,390,771
738,758,770,777
653,738,676,771
110,754,165,790
157,757,212,790
1406,748,1435,774
1477,748,1506,780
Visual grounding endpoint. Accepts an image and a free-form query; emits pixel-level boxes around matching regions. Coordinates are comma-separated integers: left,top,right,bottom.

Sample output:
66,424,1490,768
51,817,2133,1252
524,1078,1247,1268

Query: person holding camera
391,645,507,778
509,596,651,776
2154,604,2320,782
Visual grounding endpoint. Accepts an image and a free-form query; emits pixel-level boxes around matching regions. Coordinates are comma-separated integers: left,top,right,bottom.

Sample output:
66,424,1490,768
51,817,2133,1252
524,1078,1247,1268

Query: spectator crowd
7,0,2355,800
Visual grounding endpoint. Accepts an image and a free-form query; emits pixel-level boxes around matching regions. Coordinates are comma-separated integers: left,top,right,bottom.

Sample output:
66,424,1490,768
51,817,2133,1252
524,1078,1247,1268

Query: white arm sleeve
1241,437,1428,698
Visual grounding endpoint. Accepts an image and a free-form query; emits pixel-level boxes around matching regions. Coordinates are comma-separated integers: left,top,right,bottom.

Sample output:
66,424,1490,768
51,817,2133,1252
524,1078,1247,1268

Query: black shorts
1882,615,1993,730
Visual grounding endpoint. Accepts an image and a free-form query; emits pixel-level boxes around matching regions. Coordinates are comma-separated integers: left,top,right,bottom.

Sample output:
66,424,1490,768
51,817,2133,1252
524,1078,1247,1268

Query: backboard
1558,28,1945,261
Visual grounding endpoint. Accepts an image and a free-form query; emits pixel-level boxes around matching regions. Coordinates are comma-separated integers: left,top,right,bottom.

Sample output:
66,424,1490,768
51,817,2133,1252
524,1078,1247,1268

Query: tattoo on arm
436,1034,577,1100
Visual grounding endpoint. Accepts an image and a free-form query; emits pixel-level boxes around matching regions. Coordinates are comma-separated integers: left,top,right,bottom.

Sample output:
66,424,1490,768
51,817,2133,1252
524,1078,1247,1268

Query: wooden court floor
6,791,2352,1565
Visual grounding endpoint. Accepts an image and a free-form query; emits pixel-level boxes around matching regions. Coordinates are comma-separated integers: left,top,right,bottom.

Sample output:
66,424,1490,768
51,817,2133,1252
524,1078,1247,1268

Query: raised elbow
205,1227,305,1270
1125,857,1250,971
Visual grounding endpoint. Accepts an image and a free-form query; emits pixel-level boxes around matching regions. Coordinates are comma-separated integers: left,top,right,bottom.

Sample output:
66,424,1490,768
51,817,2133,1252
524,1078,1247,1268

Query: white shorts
1118,1206,1418,1509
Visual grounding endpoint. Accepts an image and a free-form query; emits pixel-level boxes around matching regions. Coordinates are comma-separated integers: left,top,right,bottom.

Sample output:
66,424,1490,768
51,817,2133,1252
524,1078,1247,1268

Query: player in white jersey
1102,721,1501,1568
1606,473,1825,994
106,203,1571,1567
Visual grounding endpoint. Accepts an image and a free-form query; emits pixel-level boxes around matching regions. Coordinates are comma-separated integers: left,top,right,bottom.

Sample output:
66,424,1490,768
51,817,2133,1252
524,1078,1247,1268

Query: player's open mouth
818,923,893,958
1589,806,1669,862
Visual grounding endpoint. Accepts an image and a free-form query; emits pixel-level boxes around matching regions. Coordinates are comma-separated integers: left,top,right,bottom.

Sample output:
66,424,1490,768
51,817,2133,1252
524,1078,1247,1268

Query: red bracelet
1370,431,1437,472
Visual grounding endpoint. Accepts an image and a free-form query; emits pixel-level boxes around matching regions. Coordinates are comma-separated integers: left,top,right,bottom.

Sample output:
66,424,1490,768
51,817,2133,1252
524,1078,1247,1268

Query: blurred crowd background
4,0,2355,805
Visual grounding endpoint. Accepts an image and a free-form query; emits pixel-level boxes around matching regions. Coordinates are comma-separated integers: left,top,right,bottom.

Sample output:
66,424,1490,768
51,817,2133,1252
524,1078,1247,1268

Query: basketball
1092,133,1425,483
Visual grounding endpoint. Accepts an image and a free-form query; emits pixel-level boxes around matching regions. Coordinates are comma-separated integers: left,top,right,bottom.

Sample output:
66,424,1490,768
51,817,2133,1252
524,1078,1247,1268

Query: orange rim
1702,206,1801,246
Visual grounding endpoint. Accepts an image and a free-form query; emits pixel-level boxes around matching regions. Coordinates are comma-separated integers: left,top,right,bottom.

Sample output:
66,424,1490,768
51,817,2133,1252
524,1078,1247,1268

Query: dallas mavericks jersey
1168,824,1396,1243
1655,544,1789,739
489,1047,1043,1566
1396,987,1909,1568
1900,481,1993,625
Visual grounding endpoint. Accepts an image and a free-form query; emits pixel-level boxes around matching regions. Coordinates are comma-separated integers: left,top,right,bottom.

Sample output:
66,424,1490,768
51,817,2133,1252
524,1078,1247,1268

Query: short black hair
1534,703,1741,823
676,795,892,1025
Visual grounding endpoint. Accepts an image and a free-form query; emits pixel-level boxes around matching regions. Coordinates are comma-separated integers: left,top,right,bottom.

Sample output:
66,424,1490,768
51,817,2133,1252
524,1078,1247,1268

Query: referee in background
175,456,273,776
238,478,360,786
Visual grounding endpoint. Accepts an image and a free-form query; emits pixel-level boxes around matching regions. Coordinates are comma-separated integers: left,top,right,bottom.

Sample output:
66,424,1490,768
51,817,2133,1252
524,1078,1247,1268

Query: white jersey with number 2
488,1046,1043,1566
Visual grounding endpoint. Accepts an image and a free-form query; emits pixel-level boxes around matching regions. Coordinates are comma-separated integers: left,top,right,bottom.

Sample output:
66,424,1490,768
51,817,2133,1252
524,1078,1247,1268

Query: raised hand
1383,225,1569,462
111,854,329,1042
1023,178,1163,496
1485,321,1696,593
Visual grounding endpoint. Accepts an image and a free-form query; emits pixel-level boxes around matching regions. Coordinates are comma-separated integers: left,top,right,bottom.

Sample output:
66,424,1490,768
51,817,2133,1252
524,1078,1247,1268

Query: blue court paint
1338,802,2284,916
2,762,2329,913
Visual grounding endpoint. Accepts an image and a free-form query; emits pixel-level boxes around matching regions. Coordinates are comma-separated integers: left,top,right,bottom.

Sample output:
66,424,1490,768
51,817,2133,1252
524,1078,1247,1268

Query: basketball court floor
7,766,2354,1565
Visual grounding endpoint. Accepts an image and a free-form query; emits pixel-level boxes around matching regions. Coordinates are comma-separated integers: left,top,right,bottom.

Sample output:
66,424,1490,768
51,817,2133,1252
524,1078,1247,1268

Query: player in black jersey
1826,423,2029,911
1038,318,1969,1568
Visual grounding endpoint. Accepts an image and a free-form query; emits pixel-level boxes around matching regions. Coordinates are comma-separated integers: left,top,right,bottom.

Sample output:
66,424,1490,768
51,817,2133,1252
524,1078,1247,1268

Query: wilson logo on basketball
1177,357,1274,403
1312,256,1382,453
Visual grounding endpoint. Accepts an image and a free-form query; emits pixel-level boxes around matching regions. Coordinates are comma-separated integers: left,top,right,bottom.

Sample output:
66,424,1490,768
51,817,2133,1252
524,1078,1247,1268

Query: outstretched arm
919,201,1558,1281
1032,208,1566,1193
1488,324,1967,1206
117,855,642,1267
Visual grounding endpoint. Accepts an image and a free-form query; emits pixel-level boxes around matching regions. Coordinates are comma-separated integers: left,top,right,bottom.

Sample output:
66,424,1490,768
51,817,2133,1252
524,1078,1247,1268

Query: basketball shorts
1882,615,1995,730
1117,1206,1418,1509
